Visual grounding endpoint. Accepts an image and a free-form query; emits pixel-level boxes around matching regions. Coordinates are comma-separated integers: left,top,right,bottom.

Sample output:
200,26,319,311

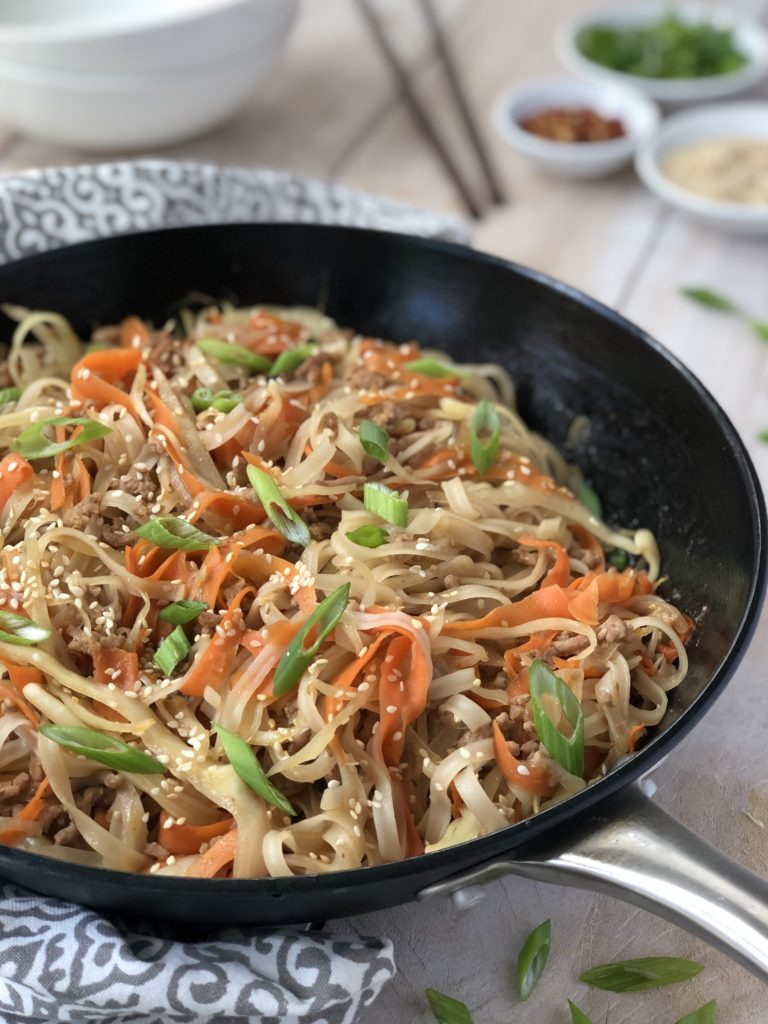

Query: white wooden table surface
2,1,768,1021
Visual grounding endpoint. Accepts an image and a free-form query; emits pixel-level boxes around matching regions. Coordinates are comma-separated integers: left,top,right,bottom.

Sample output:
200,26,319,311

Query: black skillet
0,224,765,976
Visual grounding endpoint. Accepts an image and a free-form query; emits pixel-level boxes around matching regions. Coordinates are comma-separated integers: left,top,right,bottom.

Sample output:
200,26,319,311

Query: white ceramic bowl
556,3,768,103
491,77,659,179
0,0,297,149
0,0,295,74
0,47,289,150
635,101,768,235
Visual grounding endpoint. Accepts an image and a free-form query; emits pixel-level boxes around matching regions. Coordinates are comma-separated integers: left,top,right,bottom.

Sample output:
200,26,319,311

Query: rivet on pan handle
418,782,768,981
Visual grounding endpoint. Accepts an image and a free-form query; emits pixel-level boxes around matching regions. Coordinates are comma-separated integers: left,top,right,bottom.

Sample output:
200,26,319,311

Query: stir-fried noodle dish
0,303,692,877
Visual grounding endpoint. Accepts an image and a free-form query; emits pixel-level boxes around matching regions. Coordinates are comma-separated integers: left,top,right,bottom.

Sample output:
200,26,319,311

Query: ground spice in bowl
664,136,768,205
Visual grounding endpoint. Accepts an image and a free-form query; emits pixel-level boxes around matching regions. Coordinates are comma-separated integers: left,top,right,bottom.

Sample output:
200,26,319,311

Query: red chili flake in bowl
520,108,625,143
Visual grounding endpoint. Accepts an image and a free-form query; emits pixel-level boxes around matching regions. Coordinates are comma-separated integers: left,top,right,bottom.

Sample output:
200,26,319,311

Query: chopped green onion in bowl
577,15,747,79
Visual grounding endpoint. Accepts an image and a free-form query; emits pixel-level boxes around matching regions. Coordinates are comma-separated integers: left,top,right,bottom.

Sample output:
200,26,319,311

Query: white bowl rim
491,77,659,160
635,100,768,222
0,0,265,43
556,2,768,91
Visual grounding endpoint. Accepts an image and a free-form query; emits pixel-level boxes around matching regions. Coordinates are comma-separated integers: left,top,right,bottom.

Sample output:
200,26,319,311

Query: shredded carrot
506,665,531,701
197,546,235,608
0,453,33,512
0,778,50,846
376,632,430,766
188,493,279,537
627,724,646,753
518,534,571,588
18,778,50,821
492,719,556,796
569,523,606,572
179,589,251,697
0,666,41,726
322,633,389,760
445,569,654,638
119,315,149,350
160,812,234,855
147,390,180,437
93,647,139,691
70,346,141,418
187,827,238,877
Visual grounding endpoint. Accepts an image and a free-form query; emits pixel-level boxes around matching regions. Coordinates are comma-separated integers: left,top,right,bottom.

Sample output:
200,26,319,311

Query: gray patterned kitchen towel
0,884,395,1024
0,159,468,264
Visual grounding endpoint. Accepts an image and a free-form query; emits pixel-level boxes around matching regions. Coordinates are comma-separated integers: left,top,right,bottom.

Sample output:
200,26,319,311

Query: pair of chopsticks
356,0,506,219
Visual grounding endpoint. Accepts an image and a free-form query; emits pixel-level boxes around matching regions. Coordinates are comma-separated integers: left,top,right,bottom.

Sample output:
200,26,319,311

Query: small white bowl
0,0,295,74
491,77,659,179
635,101,768,236
0,47,288,150
556,4,768,104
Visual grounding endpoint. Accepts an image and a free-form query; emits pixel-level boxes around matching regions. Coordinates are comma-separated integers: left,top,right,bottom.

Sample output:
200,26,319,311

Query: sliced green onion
529,658,584,777
675,1001,716,1024
154,625,190,677
750,320,768,343
359,419,390,463
517,919,551,1000
12,416,112,460
191,387,240,413
273,584,350,696
158,600,207,625
269,343,317,378
403,358,464,379
0,610,51,647
568,1001,593,1024
213,722,295,816
211,392,240,412
578,480,602,519
246,465,310,547
759,429,768,443
579,956,704,993
470,399,499,475
347,525,389,548
39,724,164,774
197,338,272,373
363,482,408,527
681,287,736,311
607,548,628,570
425,988,474,1024
191,387,215,412
0,387,21,405
134,515,221,551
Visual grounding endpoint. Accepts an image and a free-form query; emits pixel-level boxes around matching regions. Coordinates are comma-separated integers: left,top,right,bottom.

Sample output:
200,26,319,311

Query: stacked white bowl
0,0,298,149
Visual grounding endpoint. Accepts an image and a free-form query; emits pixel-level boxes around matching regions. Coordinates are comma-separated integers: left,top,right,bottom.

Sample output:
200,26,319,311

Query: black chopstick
417,0,507,206
355,0,485,219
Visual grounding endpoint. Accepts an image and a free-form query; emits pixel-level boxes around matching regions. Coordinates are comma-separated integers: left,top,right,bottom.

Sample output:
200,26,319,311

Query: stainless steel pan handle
419,782,768,981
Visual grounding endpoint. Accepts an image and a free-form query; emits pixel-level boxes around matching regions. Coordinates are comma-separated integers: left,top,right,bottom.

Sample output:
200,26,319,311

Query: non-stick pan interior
0,224,761,922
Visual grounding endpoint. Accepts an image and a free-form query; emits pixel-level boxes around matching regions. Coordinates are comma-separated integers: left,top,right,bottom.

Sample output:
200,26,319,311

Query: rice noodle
0,303,692,876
